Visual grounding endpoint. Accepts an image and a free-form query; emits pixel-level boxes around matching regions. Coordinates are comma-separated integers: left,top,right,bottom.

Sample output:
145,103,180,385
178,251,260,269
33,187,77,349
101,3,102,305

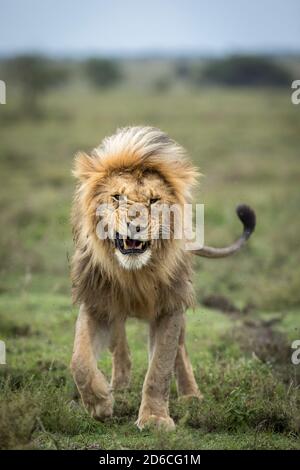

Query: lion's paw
136,414,175,431
178,392,204,403
84,393,114,420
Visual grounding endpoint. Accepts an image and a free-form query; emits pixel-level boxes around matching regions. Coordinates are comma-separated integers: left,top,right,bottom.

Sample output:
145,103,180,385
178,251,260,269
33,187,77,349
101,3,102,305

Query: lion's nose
127,221,141,231
127,221,147,238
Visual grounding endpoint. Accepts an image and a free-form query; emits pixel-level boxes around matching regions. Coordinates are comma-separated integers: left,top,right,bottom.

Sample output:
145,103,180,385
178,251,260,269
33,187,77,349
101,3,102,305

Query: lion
70,126,256,430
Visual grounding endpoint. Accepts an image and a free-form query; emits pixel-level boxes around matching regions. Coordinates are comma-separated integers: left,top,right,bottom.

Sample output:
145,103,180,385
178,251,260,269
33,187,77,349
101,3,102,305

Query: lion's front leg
70,305,113,420
136,311,183,431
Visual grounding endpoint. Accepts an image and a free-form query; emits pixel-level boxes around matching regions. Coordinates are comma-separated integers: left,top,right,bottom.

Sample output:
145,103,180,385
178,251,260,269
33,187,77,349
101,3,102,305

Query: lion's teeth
121,239,146,251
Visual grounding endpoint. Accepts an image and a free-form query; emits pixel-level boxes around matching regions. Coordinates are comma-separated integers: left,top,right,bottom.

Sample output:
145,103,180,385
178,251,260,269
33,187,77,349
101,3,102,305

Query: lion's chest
111,277,159,320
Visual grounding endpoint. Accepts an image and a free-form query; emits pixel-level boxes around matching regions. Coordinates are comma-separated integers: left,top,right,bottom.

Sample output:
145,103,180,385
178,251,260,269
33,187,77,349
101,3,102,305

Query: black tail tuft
236,204,256,239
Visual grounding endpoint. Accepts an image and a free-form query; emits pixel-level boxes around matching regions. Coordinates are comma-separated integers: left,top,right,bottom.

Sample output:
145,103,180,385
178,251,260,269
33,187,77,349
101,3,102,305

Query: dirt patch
202,295,294,380
232,320,291,366
202,294,254,315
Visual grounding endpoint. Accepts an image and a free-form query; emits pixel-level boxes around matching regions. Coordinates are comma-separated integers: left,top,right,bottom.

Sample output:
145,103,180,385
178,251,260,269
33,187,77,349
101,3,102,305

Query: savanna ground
0,83,300,449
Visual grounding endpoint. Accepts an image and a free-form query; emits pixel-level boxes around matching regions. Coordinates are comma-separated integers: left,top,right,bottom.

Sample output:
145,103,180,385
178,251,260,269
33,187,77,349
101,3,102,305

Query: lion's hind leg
174,321,203,400
109,318,132,391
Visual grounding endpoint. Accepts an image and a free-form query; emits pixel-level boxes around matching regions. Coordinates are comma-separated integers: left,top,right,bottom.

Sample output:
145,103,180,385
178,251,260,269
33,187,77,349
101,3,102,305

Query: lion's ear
73,151,97,181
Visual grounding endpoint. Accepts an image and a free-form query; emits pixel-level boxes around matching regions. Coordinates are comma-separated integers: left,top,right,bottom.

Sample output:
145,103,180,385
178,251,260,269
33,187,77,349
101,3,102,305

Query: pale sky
0,0,299,56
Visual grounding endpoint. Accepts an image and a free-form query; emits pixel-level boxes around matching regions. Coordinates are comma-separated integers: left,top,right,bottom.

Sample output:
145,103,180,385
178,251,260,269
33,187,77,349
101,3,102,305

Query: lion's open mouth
115,232,150,255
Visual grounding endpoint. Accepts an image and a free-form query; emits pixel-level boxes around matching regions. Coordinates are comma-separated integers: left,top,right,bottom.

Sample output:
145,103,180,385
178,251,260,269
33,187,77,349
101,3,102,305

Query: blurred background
0,0,299,308
0,0,300,450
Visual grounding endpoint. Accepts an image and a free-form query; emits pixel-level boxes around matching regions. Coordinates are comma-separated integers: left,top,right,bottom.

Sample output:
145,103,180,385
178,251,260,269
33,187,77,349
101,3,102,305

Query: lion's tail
191,204,256,259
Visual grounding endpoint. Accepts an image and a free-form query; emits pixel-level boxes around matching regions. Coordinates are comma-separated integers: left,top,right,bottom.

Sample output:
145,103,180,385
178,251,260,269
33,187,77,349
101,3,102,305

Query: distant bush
196,55,291,87
174,60,191,81
153,76,172,93
4,55,69,116
85,58,122,88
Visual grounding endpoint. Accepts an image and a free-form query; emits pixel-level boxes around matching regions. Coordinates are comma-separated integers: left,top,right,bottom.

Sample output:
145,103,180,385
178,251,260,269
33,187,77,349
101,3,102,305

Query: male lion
70,126,255,430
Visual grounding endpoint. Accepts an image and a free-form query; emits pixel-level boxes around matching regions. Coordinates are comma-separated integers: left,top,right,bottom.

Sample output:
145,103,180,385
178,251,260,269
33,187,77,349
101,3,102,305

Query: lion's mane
71,127,199,320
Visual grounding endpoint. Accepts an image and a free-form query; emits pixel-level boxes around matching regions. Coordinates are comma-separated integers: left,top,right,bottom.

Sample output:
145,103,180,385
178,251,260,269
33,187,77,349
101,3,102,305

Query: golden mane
71,126,198,319
73,126,199,204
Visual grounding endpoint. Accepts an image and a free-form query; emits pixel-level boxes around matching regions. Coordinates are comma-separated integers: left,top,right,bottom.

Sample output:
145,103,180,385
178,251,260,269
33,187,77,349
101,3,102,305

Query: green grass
1,293,299,449
0,86,300,449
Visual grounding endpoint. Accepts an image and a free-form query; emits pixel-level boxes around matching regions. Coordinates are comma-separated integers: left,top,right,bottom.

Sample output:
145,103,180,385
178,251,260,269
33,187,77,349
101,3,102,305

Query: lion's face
91,169,178,270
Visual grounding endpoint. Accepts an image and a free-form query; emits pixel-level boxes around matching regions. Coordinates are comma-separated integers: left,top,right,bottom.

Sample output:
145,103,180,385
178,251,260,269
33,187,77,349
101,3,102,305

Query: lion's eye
150,198,159,205
112,194,120,202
